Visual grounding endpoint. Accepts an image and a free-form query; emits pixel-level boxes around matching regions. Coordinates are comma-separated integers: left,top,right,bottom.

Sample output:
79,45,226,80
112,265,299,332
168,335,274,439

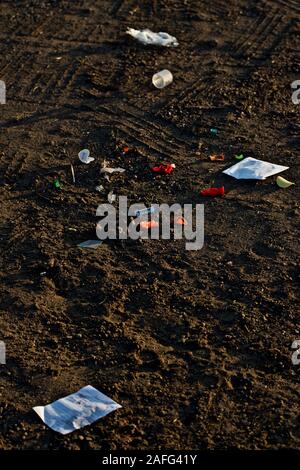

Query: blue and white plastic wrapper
77,240,103,249
135,207,155,217
33,385,121,434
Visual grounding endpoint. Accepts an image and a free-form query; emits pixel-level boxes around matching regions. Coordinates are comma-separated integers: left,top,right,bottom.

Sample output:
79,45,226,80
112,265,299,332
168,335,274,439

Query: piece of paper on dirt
77,240,103,249
100,160,125,175
108,191,116,203
127,28,178,47
33,385,121,434
223,157,289,180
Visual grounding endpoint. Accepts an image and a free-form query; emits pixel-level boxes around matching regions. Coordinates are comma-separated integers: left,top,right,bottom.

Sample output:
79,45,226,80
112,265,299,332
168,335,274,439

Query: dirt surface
0,0,299,451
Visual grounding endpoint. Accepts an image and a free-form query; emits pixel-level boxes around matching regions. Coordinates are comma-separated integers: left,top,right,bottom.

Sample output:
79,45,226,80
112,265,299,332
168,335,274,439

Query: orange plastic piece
209,153,225,161
175,217,187,225
140,220,159,230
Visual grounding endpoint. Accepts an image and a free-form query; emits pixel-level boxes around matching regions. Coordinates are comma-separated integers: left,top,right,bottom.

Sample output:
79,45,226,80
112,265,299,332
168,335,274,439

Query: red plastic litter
200,186,225,197
151,163,175,175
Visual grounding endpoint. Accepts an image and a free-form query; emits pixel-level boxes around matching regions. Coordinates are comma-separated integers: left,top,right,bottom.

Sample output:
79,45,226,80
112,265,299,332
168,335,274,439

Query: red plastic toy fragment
200,186,225,197
151,163,175,175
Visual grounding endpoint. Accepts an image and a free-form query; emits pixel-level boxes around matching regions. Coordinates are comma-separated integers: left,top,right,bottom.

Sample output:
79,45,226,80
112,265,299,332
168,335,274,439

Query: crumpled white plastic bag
127,28,179,47
223,157,289,180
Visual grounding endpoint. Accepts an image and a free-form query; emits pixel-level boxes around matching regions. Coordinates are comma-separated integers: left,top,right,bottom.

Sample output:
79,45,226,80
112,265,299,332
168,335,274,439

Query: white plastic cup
152,69,173,89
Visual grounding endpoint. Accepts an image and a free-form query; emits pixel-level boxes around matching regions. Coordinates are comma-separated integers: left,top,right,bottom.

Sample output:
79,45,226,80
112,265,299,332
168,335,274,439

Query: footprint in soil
134,350,162,372
253,242,280,259
179,398,199,425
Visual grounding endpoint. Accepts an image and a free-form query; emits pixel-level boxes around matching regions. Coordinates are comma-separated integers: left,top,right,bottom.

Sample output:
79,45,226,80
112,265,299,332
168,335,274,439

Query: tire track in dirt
114,103,196,150
109,0,137,18
105,115,182,162
232,11,268,57
39,62,83,103
156,74,215,115
0,50,24,78
0,149,30,183
97,102,197,161
264,0,300,16
168,1,203,20
1,45,83,104
110,0,125,16
232,10,290,59
205,0,230,17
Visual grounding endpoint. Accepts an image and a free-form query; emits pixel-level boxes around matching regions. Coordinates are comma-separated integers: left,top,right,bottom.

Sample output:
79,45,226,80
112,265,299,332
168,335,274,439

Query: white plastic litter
0,341,5,365
127,28,178,47
108,191,116,203
77,240,103,249
96,185,105,193
152,70,173,89
223,157,289,180
33,385,121,434
78,149,94,164
70,164,76,183
100,160,125,175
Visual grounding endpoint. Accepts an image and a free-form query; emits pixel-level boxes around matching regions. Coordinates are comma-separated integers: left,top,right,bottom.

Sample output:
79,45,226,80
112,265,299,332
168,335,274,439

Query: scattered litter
70,164,76,183
96,185,105,193
140,220,159,230
33,385,121,435
151,163,175,175
223,157,289,180
175,217,187,225
209,153,224,161
78,149,94,164
276,176,295,188
108,191,116,203
136,207,155,217
121,146,130,156
200,187,225,197
53,178,60,189
100,160,126,175
210,128,218,135
235,154,244,161
126,28,178,47
196,142,203,155
0,341,5,365
152,69,173,89
77,240,103,249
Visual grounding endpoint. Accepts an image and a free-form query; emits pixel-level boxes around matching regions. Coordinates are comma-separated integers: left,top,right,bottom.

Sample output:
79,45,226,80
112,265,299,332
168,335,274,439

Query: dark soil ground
0,0,299,451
